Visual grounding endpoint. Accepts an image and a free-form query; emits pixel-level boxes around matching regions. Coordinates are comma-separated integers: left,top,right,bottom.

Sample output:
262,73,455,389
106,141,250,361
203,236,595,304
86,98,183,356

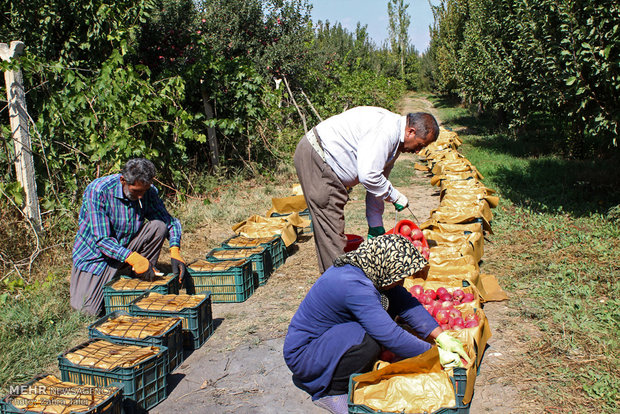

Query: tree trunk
200,80,219,170
1,41,42,232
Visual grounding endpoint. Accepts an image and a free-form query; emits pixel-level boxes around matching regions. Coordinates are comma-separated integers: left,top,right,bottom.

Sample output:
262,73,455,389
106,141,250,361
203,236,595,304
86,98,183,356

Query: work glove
393,193,409,212
170,246,187,283
368,226,386,239
125,252,155,281
437,347,465,368
436,332,472,365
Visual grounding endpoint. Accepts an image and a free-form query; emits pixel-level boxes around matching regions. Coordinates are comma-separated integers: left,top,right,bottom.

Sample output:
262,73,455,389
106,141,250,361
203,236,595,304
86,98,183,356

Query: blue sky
308,0,439,53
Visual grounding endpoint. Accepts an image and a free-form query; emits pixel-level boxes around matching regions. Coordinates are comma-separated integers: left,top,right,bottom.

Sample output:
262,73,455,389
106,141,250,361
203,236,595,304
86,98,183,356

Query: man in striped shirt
70,158,186,316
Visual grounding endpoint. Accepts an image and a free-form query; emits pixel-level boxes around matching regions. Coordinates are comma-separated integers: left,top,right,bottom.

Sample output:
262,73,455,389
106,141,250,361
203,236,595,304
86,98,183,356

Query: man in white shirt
294,107,439,273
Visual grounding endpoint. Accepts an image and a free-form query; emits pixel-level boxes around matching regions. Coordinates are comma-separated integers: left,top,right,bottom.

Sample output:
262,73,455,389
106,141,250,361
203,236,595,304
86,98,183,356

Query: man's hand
436,332,471,365
393,193,409,212
368,226,386,239
125,252,155,281
170,246,187,283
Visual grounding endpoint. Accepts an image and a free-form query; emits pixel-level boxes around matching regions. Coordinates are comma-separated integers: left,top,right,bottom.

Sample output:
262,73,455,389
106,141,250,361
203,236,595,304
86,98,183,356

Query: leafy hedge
428,0,619,155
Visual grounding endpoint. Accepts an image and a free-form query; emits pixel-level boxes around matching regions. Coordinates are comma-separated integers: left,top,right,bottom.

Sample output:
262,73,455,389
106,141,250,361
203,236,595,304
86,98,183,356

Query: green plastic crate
222,235,287,270
88,310,185,373
103,275,179,314
128,292,213,350
206,246,273,286
58,339,168,414
347,368,470,414
186,259,255,303
1,375,123,414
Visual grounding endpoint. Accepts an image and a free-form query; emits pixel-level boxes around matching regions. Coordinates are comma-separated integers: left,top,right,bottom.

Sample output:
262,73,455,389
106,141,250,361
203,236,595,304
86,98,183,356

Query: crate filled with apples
409,285,480,331
388,219,430,260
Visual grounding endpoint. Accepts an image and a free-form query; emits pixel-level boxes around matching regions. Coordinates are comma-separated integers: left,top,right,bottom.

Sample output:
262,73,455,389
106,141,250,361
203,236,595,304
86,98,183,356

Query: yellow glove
125,252,154,280
170,246,187,282
436,332,472,365
437,347,464,368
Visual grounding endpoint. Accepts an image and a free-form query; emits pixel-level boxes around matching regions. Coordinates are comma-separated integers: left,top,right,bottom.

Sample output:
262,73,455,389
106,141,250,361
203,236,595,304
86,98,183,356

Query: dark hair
121,158,156,184
406,112,439,142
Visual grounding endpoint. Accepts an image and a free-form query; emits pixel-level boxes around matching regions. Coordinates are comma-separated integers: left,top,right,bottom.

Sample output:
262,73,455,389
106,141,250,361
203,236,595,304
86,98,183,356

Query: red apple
436,309,450,325
440,301,454,310
421,247,430,259
464,319,479,328
448,308,462,320
409,285,424,297
420,293,434,305
440,323,451,331
452,289,465,301
411,229,424,240
400,224,412,237
379,349,396,362
436,287,448,297
439,293,453,302
462,293,475,303
450,317,465,330
426,289,438,300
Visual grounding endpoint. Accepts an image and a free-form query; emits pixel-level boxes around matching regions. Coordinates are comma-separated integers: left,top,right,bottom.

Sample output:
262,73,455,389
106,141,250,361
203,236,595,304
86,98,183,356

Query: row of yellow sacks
350,128,507,412
417,128,507,303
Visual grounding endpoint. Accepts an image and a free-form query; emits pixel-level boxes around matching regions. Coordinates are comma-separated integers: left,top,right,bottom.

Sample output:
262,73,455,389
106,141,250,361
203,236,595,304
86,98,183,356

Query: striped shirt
72,174,182,275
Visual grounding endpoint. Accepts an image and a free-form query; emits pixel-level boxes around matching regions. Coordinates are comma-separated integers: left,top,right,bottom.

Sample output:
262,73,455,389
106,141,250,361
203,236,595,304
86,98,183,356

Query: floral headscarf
334,234,428,289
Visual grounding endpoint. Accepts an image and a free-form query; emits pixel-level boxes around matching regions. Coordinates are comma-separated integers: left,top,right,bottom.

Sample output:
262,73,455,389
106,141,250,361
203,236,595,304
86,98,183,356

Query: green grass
0,276,94,394
431,97,620,412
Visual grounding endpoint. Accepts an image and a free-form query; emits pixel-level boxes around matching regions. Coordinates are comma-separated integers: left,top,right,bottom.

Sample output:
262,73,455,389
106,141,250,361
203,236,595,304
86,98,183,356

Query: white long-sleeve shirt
314,106,406,227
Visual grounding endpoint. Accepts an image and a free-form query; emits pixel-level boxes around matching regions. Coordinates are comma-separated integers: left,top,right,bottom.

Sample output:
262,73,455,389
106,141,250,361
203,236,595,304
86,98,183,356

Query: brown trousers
70,220,168,316
294,135,349,273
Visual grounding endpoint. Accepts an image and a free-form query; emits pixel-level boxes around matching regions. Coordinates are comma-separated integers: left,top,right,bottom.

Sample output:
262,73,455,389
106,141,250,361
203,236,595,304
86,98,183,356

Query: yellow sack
232,214,301,246
265,194,308,217
351,348,453,413
424,229,484,263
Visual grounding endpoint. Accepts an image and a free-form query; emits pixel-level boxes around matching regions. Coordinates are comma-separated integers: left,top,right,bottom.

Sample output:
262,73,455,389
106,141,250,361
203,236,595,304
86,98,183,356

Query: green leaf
566,76,577,86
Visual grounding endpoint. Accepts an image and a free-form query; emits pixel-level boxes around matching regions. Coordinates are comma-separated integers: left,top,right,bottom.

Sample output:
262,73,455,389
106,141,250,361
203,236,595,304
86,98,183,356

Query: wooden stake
1,41,41,232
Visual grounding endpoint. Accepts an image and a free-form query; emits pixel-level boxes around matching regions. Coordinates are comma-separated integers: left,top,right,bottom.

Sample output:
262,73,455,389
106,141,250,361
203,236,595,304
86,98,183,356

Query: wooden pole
1,41,42,232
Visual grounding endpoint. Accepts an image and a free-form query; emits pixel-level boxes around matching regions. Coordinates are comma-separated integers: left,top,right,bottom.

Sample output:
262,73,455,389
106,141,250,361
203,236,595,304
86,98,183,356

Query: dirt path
152,95,529,413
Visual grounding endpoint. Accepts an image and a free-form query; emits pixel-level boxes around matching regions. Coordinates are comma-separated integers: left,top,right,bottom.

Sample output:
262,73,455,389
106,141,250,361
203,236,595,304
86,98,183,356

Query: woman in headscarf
283,234,469,414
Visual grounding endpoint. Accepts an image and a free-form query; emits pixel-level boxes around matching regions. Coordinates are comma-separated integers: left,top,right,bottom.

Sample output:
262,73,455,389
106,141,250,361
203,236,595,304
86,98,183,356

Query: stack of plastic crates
129,292,213,350
186,258,254,302
0,374,124,414
103,275,179,314
58,339,168,413
221,235,287,270
88,310,185,373
206,246,272,286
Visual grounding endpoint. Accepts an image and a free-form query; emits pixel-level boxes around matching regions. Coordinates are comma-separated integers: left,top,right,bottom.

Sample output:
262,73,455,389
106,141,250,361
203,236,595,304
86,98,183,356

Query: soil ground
151,96,534,413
